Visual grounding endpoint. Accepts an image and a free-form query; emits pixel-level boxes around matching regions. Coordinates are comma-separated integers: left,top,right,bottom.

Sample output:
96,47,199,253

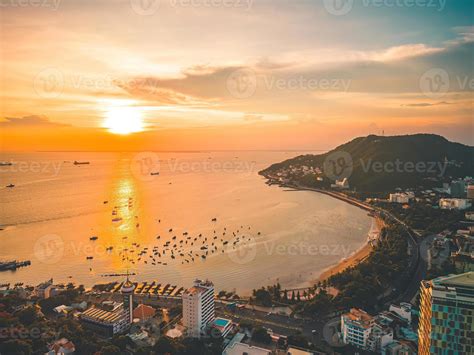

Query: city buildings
389,192,414,204
468,185,474,199
331,178,350,189
341,307,415,353
211,317,233,337
46,338,75,355
182,279,215,338
439,198,472,210
389,303,412,325
80,303,130,337
80,275,135,337
418,272,474,355
34,279,57,299
341,308,374,349
224,342,271,355
133,304,156,322
121,275,136,324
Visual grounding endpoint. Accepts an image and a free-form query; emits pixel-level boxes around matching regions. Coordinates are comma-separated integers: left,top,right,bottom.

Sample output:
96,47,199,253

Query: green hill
260,134,474,192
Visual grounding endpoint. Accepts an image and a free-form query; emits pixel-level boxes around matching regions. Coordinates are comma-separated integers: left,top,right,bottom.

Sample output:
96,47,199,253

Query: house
132,304,156,322
46,338,75,354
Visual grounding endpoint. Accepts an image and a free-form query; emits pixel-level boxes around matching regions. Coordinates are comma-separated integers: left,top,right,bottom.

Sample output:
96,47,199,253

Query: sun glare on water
104,106,144,134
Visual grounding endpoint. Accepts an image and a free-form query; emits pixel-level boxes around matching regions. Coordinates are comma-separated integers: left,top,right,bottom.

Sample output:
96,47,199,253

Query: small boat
73,161,90,165
6,184,14,188
112,218,122,222
103,201,108,204
150,172,160,176
90,236,98,241
211,218,217,222
86,256,93,260
0,162,12,166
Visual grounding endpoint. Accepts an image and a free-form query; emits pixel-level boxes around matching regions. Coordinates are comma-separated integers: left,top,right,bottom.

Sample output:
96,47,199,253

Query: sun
104,106,144,134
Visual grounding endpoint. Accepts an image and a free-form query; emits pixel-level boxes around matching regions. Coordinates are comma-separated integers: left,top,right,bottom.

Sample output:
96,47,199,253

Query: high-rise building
418,272,474,355
121,274,136,324
182,279,215,338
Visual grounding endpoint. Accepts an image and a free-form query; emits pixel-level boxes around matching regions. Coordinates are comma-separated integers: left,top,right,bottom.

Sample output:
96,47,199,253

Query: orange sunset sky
1,1,473,151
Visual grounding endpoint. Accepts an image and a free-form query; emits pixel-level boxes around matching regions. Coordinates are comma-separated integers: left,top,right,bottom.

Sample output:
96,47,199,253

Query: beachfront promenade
277,180,424,303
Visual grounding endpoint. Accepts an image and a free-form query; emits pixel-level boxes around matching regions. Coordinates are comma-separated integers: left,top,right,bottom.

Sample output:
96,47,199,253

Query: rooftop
433,272,474,288
342,308,374,329
81,306,125,324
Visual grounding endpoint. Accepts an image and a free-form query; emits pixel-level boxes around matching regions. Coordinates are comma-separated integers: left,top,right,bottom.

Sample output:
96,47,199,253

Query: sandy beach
316,216,385,282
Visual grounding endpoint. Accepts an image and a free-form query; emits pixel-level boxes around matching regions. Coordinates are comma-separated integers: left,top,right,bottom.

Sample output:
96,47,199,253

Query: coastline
316,216,385,283
263,177,385,286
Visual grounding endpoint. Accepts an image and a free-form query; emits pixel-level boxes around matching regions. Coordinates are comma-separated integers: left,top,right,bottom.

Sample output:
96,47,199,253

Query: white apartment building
182,279,215,338
341,308,395,352
341,308,374,348
389,192,414,204
439,198,472,210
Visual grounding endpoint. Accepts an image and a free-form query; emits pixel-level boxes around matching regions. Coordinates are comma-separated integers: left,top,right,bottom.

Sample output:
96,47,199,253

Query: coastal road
281,181,426,304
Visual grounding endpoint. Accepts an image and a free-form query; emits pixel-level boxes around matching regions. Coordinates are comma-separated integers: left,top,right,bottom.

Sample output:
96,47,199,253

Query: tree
251,327,272,345
0,339,33,355
17,306,37,325
154,336,177,354
100,345,121,355
254,288,272,307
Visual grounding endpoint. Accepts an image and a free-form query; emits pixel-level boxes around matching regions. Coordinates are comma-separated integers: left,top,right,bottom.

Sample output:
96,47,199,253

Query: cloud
0,115,69,128
401,101,454,107
242,114,263,122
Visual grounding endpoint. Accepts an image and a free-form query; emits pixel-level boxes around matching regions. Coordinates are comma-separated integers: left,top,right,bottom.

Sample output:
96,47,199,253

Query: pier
0,260,31,271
